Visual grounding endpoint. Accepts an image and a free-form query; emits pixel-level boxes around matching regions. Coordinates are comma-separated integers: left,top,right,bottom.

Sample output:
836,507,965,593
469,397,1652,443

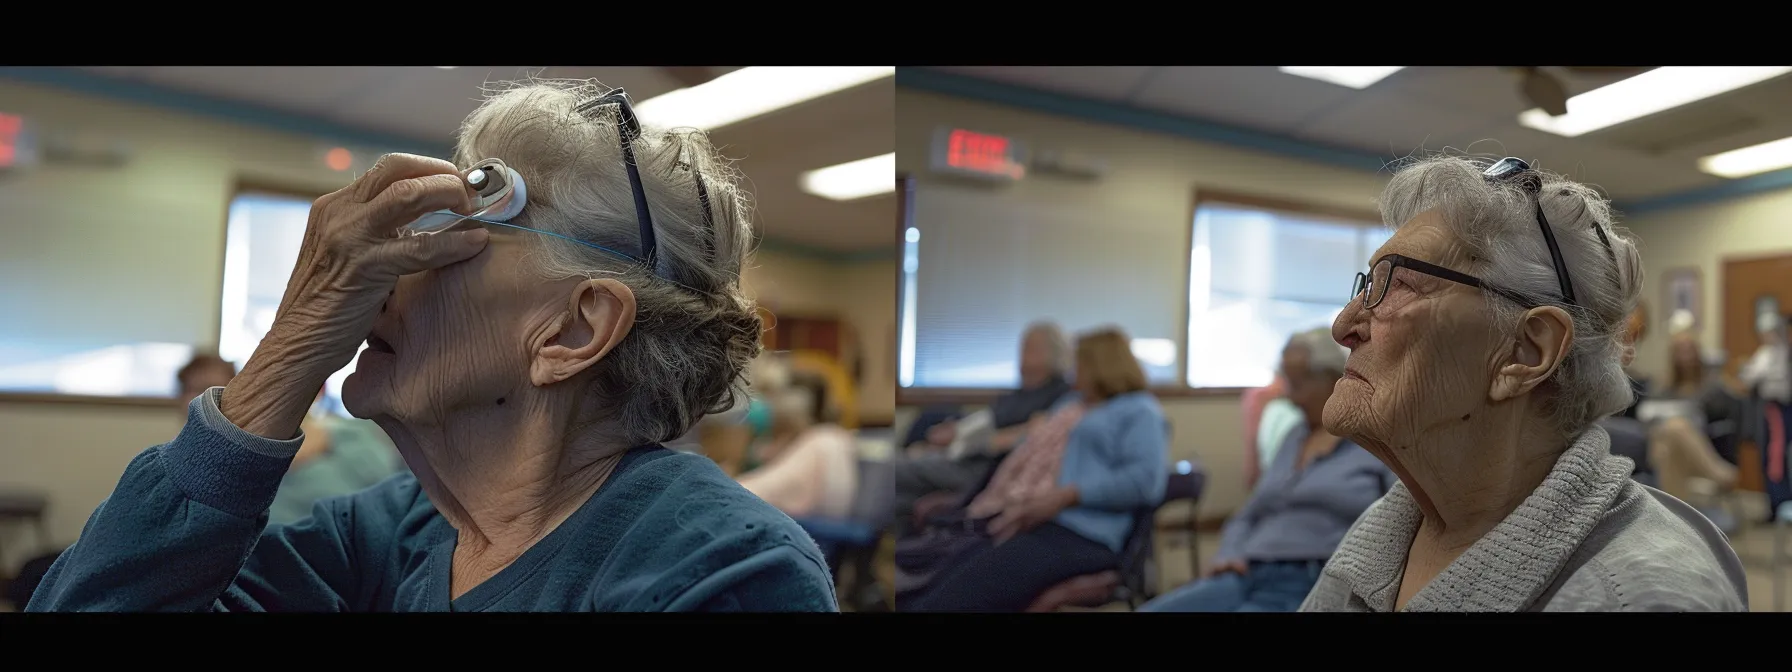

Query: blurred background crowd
3,65,1790,613
0,66,897,610
890,66,1791,611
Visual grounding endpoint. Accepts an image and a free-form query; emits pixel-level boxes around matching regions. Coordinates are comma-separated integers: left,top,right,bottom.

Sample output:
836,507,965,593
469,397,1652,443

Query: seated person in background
1641,321,1740,508
738,373,860,520
1242,372,1305,489
30,81,834,612
1144,328,1391,612
272,389,405,525
902,327,1167,612
1239,376,1282,488
894,321,1073,530
180,356,403,526
176,354,237,402
675,353,781,473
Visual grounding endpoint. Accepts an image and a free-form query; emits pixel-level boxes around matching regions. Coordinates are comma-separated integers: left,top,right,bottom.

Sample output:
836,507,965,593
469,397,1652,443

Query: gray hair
1023,321,1072,375
1378,155,1643,437
1286,327,1347,379
455,79,761,445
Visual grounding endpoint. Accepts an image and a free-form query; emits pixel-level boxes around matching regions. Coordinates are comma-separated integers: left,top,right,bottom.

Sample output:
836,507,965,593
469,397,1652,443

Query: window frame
1184,188,1383,392
0,180,327,407
896,181,1377,406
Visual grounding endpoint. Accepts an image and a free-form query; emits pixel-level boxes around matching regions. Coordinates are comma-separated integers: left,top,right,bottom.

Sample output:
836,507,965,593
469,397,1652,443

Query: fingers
348,153,463,204
364,173,478,234
374,229,489,276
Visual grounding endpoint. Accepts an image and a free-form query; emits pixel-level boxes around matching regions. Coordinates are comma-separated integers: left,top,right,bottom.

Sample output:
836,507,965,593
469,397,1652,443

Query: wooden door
1722,252,1792,493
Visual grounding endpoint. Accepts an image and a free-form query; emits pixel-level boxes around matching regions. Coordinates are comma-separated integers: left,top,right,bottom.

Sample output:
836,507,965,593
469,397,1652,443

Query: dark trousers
901,522,1118,612
893,453,995,533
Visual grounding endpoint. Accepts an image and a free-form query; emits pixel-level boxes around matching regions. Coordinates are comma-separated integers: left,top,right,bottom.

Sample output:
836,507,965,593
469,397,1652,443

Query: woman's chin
340,371,386,419
1321,395,1363,437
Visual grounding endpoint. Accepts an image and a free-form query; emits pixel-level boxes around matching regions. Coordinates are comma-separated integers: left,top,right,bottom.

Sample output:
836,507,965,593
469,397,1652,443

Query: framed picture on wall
1662,267,1701,330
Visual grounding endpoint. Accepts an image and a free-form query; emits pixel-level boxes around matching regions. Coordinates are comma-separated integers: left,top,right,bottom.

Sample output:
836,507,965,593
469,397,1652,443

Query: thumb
376,229,489,276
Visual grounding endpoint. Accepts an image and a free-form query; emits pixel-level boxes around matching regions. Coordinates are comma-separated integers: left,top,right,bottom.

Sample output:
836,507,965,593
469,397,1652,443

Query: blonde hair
1075,327,1148,402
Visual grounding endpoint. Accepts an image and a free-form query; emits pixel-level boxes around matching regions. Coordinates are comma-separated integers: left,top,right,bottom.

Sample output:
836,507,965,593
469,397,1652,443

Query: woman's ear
1489,305,1574,402
530,278,637,387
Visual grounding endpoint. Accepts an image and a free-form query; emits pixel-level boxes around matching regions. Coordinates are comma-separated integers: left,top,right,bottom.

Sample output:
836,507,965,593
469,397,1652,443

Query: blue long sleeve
1073,405,1169,512
28,389,362,612
1213,490,1262,563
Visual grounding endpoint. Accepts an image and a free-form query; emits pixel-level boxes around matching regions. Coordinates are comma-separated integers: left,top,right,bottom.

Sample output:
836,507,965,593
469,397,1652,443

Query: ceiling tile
1478,124,1719,201
932,66,1156,102
1293,89,1503,159
133,67,410,115
1130,66,1362,134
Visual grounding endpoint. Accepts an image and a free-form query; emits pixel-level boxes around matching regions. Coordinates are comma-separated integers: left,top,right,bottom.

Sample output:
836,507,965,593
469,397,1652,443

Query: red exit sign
932,127,1025,180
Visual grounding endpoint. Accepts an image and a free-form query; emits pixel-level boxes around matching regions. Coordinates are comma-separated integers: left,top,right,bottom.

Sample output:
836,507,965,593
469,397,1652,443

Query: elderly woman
902,328,1168,611
29,80,835,612
1303,156,1747,612
1143,328,1391,612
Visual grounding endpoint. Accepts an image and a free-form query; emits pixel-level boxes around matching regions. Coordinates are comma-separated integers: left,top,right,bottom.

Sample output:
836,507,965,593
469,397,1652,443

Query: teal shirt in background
27,389,838,612
269,416,404,525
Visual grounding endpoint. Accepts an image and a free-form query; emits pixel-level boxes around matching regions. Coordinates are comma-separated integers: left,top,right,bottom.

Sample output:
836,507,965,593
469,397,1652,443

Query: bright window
1186,202,1388,388
220,192,361,414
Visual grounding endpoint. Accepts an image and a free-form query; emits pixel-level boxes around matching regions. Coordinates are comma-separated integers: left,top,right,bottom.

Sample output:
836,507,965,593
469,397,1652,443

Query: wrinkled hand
221,154,488,439
1205,559,1249,578
988,488,1077,544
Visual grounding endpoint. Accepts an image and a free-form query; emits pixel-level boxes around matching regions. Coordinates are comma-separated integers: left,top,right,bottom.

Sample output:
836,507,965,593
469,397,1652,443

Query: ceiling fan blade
1522,69,1571,116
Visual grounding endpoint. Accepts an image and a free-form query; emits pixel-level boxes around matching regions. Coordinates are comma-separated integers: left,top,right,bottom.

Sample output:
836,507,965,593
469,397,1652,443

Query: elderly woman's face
1323,211,1502,447
342,229,628,423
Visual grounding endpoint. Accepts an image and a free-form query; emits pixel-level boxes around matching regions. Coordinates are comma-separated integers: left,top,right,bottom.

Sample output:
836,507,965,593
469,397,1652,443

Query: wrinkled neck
376,393,629,558
1383,404,1562,552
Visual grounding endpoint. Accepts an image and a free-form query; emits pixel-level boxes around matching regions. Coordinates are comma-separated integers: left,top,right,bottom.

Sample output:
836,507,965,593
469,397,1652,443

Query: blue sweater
1053,391,1170,553
28,390,838,612
1215,426,1392,564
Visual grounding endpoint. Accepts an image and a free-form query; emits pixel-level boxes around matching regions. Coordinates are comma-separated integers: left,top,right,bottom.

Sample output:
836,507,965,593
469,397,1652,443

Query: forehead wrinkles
1377,208,1481,270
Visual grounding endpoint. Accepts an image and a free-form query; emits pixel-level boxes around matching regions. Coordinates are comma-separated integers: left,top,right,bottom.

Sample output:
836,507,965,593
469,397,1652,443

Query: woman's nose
1333,298,1365,349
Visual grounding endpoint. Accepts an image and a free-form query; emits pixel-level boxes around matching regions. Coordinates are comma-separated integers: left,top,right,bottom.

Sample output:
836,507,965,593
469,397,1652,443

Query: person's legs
1649,416,1738,502
1138,572,1249,612
1234,562,1323,612
894,455,995,532
902,523,1118,612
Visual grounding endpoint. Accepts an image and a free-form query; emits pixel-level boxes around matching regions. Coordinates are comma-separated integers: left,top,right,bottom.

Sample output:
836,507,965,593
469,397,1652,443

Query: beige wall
1625,192,1792,383
894,87,1792,519
895,88,1389,517
0,78,892,570
744,254,897,421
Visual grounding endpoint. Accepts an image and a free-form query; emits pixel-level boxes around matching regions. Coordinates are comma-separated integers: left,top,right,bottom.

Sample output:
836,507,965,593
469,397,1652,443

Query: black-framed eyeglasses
570,87,715,283
1352,254,1536,310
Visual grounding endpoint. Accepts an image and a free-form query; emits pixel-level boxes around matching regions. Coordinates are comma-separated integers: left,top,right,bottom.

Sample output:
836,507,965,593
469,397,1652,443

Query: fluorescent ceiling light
1519,66,1792,137
801,153,894,201
1278,66,1405,89
435,66,458,70
635,66,893,131
1699,135,1792,178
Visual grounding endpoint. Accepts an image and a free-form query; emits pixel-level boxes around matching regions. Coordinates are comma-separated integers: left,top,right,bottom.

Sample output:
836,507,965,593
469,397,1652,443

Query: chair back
1114,466,1206,604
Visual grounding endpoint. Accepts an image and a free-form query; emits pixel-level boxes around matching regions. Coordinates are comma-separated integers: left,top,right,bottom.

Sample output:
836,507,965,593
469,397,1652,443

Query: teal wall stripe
0,67,892,264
